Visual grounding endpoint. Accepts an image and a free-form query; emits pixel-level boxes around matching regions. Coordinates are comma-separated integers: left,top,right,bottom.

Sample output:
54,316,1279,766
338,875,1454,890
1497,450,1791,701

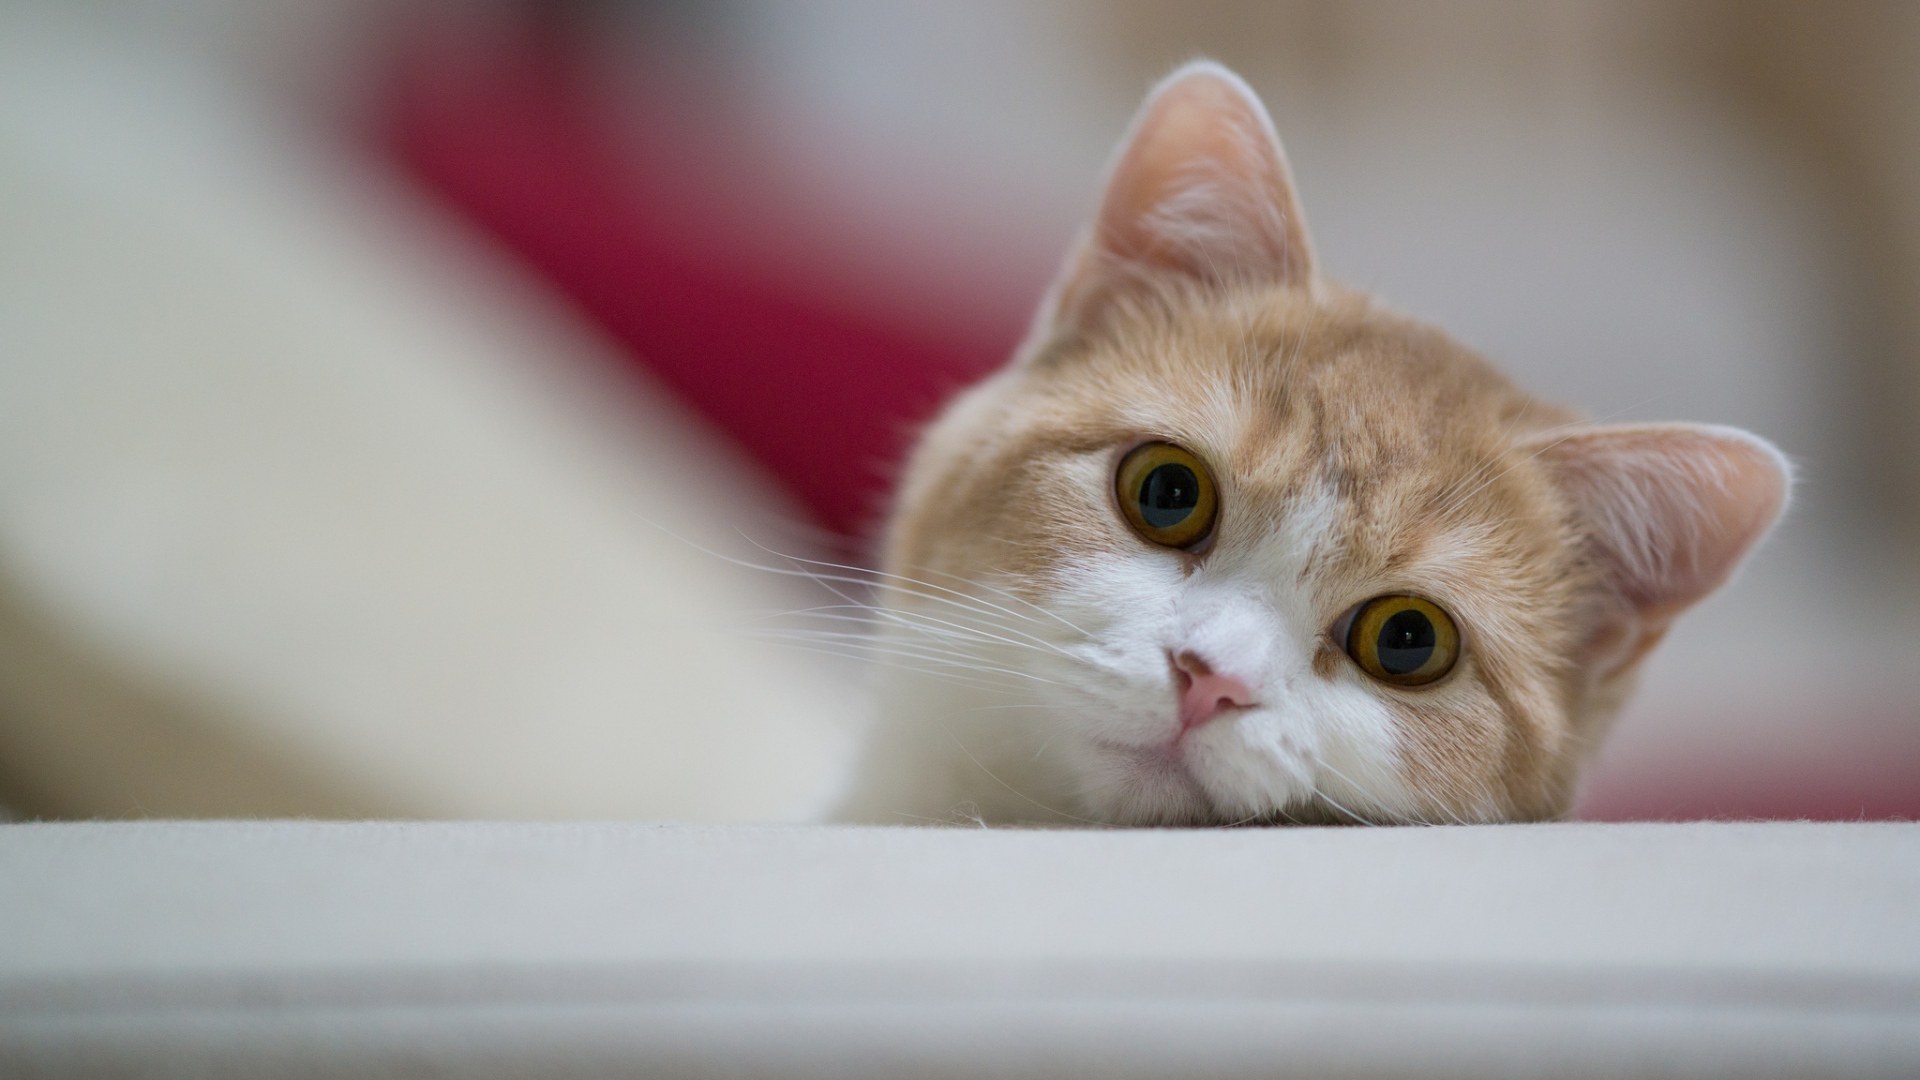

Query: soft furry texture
833,62,1788,826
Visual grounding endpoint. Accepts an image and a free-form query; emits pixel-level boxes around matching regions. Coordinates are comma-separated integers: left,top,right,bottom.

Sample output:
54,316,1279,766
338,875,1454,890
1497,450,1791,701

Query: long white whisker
766,608,1070,664
743,558,1081,659
935,721,1110,827
906,563,1091,639
779,564,1019,634
747,627,1053,683
1431,394,1675,520
745,629,1061,687
1299,758,1395,827
1217,808,1277,828
737,534,1071,638
640,521,1059,652
1308,784,1381,827
746,624,1007,665
1434,428,1589,521
753,639,1040,696
863,601,1076,658
1429,402,1533,515
1312,759,1450,827
757,605,993,642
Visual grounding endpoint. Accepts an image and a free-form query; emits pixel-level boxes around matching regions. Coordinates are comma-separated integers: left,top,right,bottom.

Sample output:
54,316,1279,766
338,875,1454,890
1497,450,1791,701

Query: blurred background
1,0,1916,821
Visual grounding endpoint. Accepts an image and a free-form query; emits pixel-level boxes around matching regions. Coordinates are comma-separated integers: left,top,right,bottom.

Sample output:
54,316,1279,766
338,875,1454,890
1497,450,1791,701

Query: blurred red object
380,18,1018,540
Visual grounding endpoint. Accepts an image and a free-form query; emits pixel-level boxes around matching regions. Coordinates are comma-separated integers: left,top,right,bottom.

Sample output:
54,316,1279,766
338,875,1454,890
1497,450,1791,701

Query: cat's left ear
1042,61,1317,337
1527,422,1791,674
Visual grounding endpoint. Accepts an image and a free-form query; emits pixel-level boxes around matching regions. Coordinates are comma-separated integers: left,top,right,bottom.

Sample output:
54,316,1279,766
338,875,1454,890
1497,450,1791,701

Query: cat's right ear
1527,422,1791,680
1039,61,1318,339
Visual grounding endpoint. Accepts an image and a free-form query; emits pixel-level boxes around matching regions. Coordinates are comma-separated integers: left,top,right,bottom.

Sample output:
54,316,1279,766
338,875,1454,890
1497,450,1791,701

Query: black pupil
1375,608,1437,675
1138,463,1200,529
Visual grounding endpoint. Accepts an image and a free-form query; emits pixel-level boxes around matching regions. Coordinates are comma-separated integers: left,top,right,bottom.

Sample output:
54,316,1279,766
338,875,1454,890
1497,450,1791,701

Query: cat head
878,62,1788,825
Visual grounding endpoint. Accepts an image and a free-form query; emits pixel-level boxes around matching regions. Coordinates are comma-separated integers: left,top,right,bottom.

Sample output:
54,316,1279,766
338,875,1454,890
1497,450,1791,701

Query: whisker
906,563,1092,639
936,721,1111,827
1429,401,1533,514
747,628,1052,682
863,602,1076,658
756,561,1081,660
1313,759,1456,827
745,629,1060,687
645,522,1068,655
753,639,1038,696
1215,808,1275,828
769,599,1052,654
737,534,1075,640
757,603,975,636
745,620,1007,669
1433,428,1589,522
755,607,1054,657
1301,759,1396,827
888,809,977,826
1430,394,1677,521
1312,790,1379,826
745,623,1004,665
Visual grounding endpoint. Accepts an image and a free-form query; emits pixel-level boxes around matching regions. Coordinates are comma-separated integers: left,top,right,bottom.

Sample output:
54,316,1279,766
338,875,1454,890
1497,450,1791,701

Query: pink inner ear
1532,423,1791,616
1051,62,1315,330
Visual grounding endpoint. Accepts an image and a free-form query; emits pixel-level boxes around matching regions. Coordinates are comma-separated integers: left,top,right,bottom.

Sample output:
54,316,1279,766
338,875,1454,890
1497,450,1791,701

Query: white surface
2,820,1918,1077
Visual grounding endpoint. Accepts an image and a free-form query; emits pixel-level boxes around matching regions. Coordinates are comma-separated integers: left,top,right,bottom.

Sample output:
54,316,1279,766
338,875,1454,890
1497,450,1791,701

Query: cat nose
1171,650,1258,733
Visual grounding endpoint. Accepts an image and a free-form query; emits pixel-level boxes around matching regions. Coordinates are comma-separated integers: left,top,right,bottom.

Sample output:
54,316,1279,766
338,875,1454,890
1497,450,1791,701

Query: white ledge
3,820,1917,1078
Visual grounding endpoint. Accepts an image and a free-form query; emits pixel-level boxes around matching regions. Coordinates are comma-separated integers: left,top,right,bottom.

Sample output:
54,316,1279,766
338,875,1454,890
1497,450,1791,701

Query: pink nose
1172,651,1258,733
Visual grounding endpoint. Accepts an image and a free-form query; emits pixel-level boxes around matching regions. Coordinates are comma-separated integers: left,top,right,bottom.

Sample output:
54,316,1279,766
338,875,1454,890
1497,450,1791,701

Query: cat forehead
1022,288,1570,584
1044,287,1550,487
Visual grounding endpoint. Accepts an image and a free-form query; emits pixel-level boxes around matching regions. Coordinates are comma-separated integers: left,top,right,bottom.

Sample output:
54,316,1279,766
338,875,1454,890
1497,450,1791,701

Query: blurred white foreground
0,10,857,820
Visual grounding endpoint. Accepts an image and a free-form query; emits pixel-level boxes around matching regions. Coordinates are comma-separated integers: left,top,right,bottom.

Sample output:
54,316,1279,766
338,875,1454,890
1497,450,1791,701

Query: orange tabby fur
834,62,1786,826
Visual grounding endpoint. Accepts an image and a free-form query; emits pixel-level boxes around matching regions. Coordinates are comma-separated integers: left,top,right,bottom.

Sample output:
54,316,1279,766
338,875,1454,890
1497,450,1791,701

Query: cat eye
1115,442,1218,549
1342,595,1459,687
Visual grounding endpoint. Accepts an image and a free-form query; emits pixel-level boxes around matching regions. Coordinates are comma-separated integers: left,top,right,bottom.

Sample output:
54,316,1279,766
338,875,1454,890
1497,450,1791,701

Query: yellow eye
1343,595,1460,687
1115,442,1218,549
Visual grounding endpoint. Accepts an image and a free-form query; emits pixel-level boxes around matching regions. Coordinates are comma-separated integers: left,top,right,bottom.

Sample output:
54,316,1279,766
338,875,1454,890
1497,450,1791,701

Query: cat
828,61,1788,826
